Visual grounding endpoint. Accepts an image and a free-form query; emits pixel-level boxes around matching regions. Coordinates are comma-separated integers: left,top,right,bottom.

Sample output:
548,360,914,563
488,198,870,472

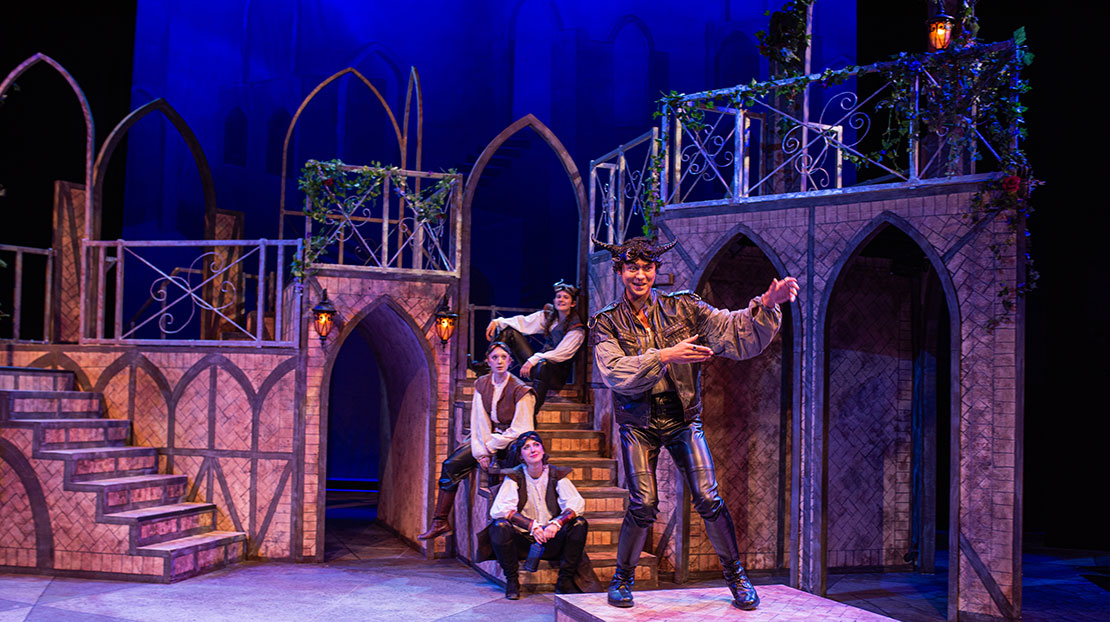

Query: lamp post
434,301,457,350
311,289,337,343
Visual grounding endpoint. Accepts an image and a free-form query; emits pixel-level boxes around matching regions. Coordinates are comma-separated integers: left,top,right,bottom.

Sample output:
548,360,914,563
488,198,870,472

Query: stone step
0,390,103,420
543,429,604,457
39,446,158,482
103,502,218,548
514,551,658,592
579,486,629,518
558,456,618,487
582,516,624,552
0,366,75,392
2,418,130,449
137,531,247,582
457,378,581,400
535,408,592,429
72,473,188,514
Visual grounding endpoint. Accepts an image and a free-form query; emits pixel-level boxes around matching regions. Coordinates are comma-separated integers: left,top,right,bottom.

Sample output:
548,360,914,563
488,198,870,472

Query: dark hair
486,340,513,361
594,237,678,274
505,431,548,468
552,279,579,301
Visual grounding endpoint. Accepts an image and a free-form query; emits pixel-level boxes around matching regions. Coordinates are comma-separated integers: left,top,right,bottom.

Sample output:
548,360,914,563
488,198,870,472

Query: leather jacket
589,289,781,427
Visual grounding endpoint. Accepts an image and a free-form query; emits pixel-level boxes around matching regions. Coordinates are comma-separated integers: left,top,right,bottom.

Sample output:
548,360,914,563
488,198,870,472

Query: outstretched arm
695,277,797,360
486,310,545,340
592,321,668,396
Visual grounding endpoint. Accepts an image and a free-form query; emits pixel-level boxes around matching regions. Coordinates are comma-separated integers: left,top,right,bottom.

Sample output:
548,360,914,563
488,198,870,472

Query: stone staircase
0,366,246,582
456,378,658,593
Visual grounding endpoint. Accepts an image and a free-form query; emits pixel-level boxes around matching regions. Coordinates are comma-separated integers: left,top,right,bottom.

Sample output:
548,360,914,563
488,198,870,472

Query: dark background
2,1,1105,551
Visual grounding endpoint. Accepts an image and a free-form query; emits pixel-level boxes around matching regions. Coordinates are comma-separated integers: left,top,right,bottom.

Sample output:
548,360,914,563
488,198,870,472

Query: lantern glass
311,290,337,342
434,313,457,346
929,17,954,50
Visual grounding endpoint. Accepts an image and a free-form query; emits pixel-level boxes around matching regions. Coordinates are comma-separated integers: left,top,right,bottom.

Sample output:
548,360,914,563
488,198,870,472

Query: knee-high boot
702,506,759,610
416,488,456,540
608,515,649,607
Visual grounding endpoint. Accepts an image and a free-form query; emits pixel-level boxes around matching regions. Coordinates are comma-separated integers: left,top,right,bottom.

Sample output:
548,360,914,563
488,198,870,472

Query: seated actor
484,280,585,413
417,341,535,541
484,431,589,599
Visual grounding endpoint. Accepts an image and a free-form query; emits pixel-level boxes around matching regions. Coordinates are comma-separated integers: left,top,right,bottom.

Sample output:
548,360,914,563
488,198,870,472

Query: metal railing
591,40,1021,225
467,304,533,363
281,164,464,277
81,239,302,347
0,244,54,342
589,128,659,246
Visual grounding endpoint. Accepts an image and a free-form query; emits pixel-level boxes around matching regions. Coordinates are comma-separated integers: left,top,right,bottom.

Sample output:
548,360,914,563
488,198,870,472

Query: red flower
1001,175,1021,194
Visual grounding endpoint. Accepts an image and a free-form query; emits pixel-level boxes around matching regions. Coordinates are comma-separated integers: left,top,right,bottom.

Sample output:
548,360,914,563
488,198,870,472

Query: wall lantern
312,289,337,343
927,9,955,51
434,301,458,349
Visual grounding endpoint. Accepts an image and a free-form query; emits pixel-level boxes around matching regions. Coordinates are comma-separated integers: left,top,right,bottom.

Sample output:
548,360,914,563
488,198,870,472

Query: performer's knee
627,501,659,528
691,491,724,520
490,519,513,543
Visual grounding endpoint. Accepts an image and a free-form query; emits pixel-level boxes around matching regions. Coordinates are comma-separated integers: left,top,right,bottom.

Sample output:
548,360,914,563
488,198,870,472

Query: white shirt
470,375,535,459
493,311,585,366
489,465,586,529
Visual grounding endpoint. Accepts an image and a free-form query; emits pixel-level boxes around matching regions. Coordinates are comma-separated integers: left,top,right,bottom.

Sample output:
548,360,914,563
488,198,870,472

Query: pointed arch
278,68,405,219
26,351,92,391
606,14,656,49
171,353,257,405
403,67,424,173
91,350,173,403
814,210,962,588
459,114,589,373
0,54,94,237
338,44,406,167
92,98,218,236
318,293,438,557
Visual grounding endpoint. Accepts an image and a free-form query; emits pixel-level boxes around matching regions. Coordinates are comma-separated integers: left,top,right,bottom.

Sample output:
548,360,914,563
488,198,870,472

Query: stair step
542,429,604,457
579,487,629,518
0,366,75,391
4,418,130,449
40,446,158,481
103,502,218,547
513,551,659,591
557,457,618,487
138,531,247,582
535,409,592,429
74,473,188,513
0,390,102,420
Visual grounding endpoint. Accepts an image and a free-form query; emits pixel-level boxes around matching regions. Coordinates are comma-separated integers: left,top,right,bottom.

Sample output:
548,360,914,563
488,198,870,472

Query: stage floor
555,585,896,622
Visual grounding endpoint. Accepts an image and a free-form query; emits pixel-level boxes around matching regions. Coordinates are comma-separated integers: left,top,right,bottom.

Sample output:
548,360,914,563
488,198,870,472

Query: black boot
723,560,760,610
467,355,490,376
556,517,588,594
607,567,634,608
505,574,521,600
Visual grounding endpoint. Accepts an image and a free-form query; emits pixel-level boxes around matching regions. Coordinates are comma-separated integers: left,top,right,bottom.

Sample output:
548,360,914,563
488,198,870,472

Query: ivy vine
293,159,457,277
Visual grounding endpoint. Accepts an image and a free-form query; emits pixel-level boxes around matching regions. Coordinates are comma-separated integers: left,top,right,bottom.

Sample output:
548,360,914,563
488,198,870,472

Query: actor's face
553,290,576,313
621,259,656,300
520,437,545,467
487,346,512,374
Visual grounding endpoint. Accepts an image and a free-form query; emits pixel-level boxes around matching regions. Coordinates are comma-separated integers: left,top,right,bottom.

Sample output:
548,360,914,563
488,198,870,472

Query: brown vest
504,464,573,518
474,373,534,429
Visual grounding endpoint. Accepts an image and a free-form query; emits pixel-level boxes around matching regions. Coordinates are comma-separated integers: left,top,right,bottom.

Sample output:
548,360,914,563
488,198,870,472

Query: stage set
0,2,1061,621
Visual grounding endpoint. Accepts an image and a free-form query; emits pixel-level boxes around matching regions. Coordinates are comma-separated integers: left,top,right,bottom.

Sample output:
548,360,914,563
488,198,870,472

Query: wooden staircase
0,367,246,582
455,378,658,593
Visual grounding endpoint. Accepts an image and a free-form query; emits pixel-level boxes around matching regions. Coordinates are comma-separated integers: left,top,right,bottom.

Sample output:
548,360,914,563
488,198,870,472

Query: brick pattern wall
8,347,299,561
826,257,912,568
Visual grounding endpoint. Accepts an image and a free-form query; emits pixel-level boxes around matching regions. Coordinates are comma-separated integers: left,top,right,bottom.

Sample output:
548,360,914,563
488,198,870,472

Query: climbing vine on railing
292,159,457,277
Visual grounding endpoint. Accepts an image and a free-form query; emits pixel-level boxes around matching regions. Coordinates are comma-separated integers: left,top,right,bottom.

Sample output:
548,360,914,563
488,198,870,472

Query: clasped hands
530,520,561,544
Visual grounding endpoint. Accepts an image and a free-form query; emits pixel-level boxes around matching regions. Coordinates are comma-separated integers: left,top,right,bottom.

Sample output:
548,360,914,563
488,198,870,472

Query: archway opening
324,300,434,558
824,225,951,613
695,233,794,576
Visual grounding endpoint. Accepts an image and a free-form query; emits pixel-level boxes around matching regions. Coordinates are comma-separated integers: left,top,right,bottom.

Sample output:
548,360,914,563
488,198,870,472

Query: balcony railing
589,128,658,246
82,239,302,347
591,39,1023,230
281,163,463,277
0,244,54,342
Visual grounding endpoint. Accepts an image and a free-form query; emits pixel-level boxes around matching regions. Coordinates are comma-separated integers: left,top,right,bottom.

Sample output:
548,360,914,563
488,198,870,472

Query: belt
651,391,680,405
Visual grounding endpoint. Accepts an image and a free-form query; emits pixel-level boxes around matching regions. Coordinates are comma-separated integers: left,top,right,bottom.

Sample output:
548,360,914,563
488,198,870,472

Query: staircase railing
0,244,54,342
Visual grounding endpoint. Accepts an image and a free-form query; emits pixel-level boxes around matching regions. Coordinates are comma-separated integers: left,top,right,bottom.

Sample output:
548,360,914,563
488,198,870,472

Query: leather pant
489,516,588,579
435,442,507,492
615,392,740,573
496,327,572,412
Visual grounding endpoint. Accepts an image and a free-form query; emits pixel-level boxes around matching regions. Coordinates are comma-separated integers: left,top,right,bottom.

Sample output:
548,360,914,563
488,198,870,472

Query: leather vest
541,305,585,353
474,374,534,429
504,464,572,518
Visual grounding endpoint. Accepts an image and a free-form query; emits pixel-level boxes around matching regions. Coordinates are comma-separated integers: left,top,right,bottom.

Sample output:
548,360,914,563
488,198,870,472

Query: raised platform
555,584,897,621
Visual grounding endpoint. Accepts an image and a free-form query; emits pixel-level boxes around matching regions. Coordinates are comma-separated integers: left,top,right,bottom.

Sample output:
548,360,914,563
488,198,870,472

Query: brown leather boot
416,488,456,540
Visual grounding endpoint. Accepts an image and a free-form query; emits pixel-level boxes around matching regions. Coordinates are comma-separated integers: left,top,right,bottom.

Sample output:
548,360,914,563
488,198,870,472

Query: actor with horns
589,236,798,610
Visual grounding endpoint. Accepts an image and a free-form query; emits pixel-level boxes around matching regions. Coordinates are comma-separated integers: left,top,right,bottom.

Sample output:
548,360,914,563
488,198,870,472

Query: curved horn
591,237,623,256
657,238,679,254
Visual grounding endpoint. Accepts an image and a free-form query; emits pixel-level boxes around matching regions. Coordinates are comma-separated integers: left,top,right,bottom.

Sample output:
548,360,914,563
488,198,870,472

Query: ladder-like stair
0,366,245,582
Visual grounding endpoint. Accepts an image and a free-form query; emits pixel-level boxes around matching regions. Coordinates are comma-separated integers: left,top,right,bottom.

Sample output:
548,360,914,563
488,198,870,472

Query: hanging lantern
434,302,458,349
928,10,955,51
311,289,337,343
